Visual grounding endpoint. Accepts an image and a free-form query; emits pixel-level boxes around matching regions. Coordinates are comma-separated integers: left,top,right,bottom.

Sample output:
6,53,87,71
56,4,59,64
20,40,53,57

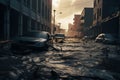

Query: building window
98,0,99,3
94,0,97,7
42,2,45,18
23,0,27,6
26,0,30,7
94,14,97,20
32,0,37,12
99,8,101,16
38,0,41,14
97,9,100,19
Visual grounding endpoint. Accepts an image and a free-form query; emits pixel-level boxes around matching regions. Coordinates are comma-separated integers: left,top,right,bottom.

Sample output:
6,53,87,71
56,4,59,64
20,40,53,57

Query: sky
52,0,94,30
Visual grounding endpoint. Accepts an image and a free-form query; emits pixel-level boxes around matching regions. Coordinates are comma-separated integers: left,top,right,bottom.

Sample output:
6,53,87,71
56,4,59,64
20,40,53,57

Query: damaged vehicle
54,33,65,43
95,33,117,44
10,31,52,54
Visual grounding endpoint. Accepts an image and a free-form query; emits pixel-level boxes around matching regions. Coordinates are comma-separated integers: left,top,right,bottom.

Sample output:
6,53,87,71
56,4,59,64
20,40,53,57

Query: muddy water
1,38,119,80
40,38,117,79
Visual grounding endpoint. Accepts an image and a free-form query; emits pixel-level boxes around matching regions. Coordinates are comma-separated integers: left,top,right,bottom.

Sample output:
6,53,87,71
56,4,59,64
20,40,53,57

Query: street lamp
53,9,56,34
52,10,62,34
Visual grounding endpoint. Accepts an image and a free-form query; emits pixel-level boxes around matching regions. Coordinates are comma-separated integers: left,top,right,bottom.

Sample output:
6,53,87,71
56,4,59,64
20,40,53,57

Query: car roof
23,31,50,35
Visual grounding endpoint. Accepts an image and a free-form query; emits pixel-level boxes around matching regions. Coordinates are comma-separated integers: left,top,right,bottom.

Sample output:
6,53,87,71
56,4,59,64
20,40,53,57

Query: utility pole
53,9,56,34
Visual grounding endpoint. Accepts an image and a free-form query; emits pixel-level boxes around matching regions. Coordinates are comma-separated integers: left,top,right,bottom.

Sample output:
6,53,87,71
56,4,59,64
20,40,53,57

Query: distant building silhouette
67,15,82,38
73,15,81,37
67,8,93,38
0,0,52,40
67,23,74,37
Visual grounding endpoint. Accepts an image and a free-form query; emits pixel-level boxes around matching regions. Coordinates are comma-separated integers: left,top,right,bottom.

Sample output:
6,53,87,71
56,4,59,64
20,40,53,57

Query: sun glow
58,15,74,30
52,0,93,30
52,0,60,8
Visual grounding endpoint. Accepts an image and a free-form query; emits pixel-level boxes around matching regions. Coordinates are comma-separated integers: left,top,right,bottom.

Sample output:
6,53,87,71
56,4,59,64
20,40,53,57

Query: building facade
73,15,81,37
91,0,120,38
67,23,74,37
67,15,82,38
0,0,52,40
80,8,93,36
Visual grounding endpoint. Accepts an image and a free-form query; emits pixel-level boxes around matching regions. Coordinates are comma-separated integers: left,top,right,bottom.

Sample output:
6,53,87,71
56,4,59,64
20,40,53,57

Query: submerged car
11,31,52,54
54,33,65,43
95,33,105,43
95,33,116,44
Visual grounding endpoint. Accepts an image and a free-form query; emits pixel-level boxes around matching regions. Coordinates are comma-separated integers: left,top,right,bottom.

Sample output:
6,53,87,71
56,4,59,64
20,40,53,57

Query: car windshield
55,34,65,37
23,32,48,39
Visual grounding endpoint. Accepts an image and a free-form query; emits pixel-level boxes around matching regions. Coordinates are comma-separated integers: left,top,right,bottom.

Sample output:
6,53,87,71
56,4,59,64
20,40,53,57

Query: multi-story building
67,16,81,38
67,23,74,37
0,0,52,41
73,15,81,37
80,8,93,36
92,0,120,38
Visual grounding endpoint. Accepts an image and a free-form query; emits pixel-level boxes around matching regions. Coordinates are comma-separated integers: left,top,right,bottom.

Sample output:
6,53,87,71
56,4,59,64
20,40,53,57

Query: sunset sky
52,0,93,30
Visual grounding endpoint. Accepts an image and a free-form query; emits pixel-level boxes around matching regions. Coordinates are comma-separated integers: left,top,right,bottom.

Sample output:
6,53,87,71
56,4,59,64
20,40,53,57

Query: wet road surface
0,38,120,80
41,38,120,80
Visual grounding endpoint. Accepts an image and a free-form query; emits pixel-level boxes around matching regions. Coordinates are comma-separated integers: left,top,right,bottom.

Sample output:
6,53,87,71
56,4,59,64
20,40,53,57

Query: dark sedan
11,31,52,54
54,33,65,43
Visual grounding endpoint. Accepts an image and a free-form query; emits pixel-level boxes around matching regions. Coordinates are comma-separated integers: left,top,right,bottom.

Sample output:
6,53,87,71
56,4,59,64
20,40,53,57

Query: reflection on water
1,38,118,80
43,38,116,79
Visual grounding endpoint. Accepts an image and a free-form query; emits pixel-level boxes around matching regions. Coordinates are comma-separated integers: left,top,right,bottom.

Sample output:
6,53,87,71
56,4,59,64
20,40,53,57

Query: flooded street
0,0,120,80
0,38,120,80
41,38,120,80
